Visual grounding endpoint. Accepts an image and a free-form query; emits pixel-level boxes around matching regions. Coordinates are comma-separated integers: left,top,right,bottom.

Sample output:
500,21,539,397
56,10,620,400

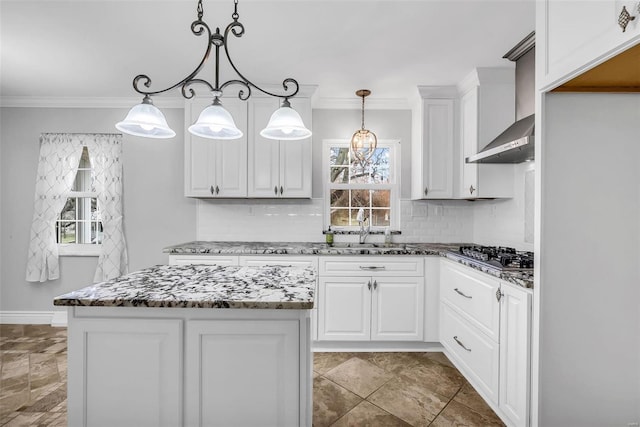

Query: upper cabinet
458,68,515,199
184,87,314,199
248,97,313,198
538,0,640,91
184,98,248,198
411,86,456,200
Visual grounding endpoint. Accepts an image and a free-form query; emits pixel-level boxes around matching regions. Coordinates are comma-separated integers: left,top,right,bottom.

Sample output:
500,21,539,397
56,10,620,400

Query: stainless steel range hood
467,32,535,164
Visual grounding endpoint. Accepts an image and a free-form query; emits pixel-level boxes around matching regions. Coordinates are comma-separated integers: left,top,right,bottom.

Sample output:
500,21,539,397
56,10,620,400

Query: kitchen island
54,264,316,427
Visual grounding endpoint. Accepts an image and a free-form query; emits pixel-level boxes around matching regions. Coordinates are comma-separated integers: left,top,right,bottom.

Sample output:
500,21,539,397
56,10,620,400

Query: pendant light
350,89,377,163
260,99,312,140
115,0,311,140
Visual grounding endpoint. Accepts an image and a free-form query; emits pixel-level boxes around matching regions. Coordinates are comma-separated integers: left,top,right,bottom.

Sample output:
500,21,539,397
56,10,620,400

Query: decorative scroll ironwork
131,0,299,101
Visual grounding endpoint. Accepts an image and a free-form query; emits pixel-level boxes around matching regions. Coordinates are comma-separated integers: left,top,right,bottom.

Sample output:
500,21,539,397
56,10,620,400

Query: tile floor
0,325,504,427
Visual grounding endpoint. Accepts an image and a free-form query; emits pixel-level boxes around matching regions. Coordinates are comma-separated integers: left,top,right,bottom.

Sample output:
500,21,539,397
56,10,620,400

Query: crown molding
312,97,410,110
0,96,186,108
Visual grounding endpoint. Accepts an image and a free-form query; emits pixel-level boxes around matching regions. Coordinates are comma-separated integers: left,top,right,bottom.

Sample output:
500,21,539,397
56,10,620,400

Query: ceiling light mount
116,0,311,140
350,89,377,163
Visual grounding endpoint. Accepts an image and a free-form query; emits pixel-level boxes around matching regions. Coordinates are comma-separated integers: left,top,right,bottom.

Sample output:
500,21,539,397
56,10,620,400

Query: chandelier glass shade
115,96,176,139
260,99,313,140
188,98,243,139
116,0,311,141
350,89,377,163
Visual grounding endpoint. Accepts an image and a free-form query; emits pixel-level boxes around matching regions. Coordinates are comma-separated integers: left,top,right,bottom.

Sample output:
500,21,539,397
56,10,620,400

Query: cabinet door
540,0,640,91
68,318,182,427
421,98,455,199
318,277,371,341
371,277,424,341
248,98,281,197
185,320,300,426
460,87,479,199
185,98,248,198
499,284,532,427
215,99,248,197
279,97,312,198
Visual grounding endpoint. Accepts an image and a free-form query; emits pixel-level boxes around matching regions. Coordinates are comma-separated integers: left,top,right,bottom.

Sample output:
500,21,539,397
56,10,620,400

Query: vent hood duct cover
466,114,534,164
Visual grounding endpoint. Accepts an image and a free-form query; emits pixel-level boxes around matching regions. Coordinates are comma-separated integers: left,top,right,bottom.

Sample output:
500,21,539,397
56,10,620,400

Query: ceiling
0,0,535,107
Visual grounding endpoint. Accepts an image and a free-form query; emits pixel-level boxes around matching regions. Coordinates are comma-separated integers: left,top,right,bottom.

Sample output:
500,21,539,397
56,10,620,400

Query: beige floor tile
332,401,412,427
430,400,505,427
453,381,499,419
0,412,46,427
417,351,456,369
368,377,449,426
324,357,392,398
29,354,60,390
398,357,465,398
359,352,421,375
313,376,362,427
313,352,361,375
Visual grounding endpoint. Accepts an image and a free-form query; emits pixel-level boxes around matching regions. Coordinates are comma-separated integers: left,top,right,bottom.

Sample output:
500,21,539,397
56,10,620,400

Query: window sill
58,244,102,257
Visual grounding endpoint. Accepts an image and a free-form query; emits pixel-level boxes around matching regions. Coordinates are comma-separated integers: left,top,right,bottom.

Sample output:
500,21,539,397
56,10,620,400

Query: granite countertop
53,264,315,309
163,241,461,256
164,241,534,289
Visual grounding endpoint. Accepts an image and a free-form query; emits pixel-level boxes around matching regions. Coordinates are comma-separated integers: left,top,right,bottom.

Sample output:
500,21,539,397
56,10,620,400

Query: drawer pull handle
454,288,472,299
359,266,386,270
454,336,471,352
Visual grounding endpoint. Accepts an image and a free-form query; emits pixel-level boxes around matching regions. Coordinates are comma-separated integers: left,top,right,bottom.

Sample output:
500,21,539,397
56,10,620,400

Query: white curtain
85,135,128,282
25,133,128,283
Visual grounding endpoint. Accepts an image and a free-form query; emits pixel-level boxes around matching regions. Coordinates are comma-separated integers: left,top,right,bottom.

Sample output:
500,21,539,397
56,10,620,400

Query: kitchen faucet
356,208,370,244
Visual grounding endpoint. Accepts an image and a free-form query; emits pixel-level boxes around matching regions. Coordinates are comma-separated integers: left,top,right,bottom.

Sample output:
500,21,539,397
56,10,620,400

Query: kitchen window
56,146,103,256
324,139,400,230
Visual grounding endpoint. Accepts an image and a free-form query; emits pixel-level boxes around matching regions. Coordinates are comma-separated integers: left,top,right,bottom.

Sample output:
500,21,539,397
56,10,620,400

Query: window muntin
325,141,399,230
55,147,103,246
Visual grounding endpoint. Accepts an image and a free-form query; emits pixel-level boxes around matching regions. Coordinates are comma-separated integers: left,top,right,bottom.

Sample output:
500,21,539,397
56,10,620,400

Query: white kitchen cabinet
184,97,248,198
238,255,318,270
185,318,302,426
318,257,424,342
538,0,640,91
168,254,239,266
248,97,312,198
411,86,456,200
67,317,183,427
499,282,532,427
458,68,515,199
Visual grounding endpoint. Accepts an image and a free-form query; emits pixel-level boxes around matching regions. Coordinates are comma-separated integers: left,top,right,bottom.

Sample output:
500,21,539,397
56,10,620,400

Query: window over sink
323,139,400,230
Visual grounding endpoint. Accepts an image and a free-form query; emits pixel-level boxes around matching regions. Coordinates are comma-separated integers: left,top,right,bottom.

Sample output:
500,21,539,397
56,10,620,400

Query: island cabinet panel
168,255,239,266
67,318,183,427
185,320,301,427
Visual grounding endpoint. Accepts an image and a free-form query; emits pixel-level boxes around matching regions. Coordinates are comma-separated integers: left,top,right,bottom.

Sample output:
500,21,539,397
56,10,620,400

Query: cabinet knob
424,187,428,196
210,185,214,195
373,280,378,290
618,6,635,32
274,186,278,195
280,186,284,195
367,280,371,291
496,289,504,302
215,185,220,195
469,185,476,195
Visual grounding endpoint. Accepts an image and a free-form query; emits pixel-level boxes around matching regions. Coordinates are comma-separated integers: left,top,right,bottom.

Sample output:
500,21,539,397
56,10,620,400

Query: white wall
0,107,196,313
537,93,640,425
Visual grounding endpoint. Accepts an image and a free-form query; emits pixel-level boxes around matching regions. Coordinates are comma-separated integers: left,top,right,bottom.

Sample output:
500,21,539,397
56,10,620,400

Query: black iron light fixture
350,89,377,163
116,0,311,140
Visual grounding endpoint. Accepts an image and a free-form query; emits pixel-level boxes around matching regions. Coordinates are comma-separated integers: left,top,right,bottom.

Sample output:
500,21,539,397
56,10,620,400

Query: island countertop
53,264,316,309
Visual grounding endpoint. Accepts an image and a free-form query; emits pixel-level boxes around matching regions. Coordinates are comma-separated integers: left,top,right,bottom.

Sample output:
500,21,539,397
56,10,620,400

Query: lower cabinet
440,259,532,427
317,257,425,342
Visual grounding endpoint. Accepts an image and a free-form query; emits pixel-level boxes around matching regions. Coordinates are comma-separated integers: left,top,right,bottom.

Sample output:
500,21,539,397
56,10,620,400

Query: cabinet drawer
168,255,239,266
238,256,318,270
440,303,499,404
440,260,499,341
319,256,423,277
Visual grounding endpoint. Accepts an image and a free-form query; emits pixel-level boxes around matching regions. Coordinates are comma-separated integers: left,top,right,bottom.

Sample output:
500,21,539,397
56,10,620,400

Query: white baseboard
0,310,68,327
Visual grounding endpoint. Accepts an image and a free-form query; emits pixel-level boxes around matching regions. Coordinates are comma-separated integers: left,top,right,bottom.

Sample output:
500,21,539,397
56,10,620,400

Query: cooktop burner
449,245,534,271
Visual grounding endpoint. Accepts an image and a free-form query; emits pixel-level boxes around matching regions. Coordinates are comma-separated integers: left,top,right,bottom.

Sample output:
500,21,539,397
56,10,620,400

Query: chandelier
350,89,377,163
116,0,312,141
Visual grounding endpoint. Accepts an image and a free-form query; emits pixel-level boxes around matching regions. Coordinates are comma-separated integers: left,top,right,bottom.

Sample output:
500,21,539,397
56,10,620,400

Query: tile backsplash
196,198,475,243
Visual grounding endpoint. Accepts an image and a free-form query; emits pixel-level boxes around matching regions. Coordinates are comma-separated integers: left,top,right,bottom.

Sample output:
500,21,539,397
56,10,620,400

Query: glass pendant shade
260,100,312,140
188,99,243,140
115,96,176,139
351,129,378,162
